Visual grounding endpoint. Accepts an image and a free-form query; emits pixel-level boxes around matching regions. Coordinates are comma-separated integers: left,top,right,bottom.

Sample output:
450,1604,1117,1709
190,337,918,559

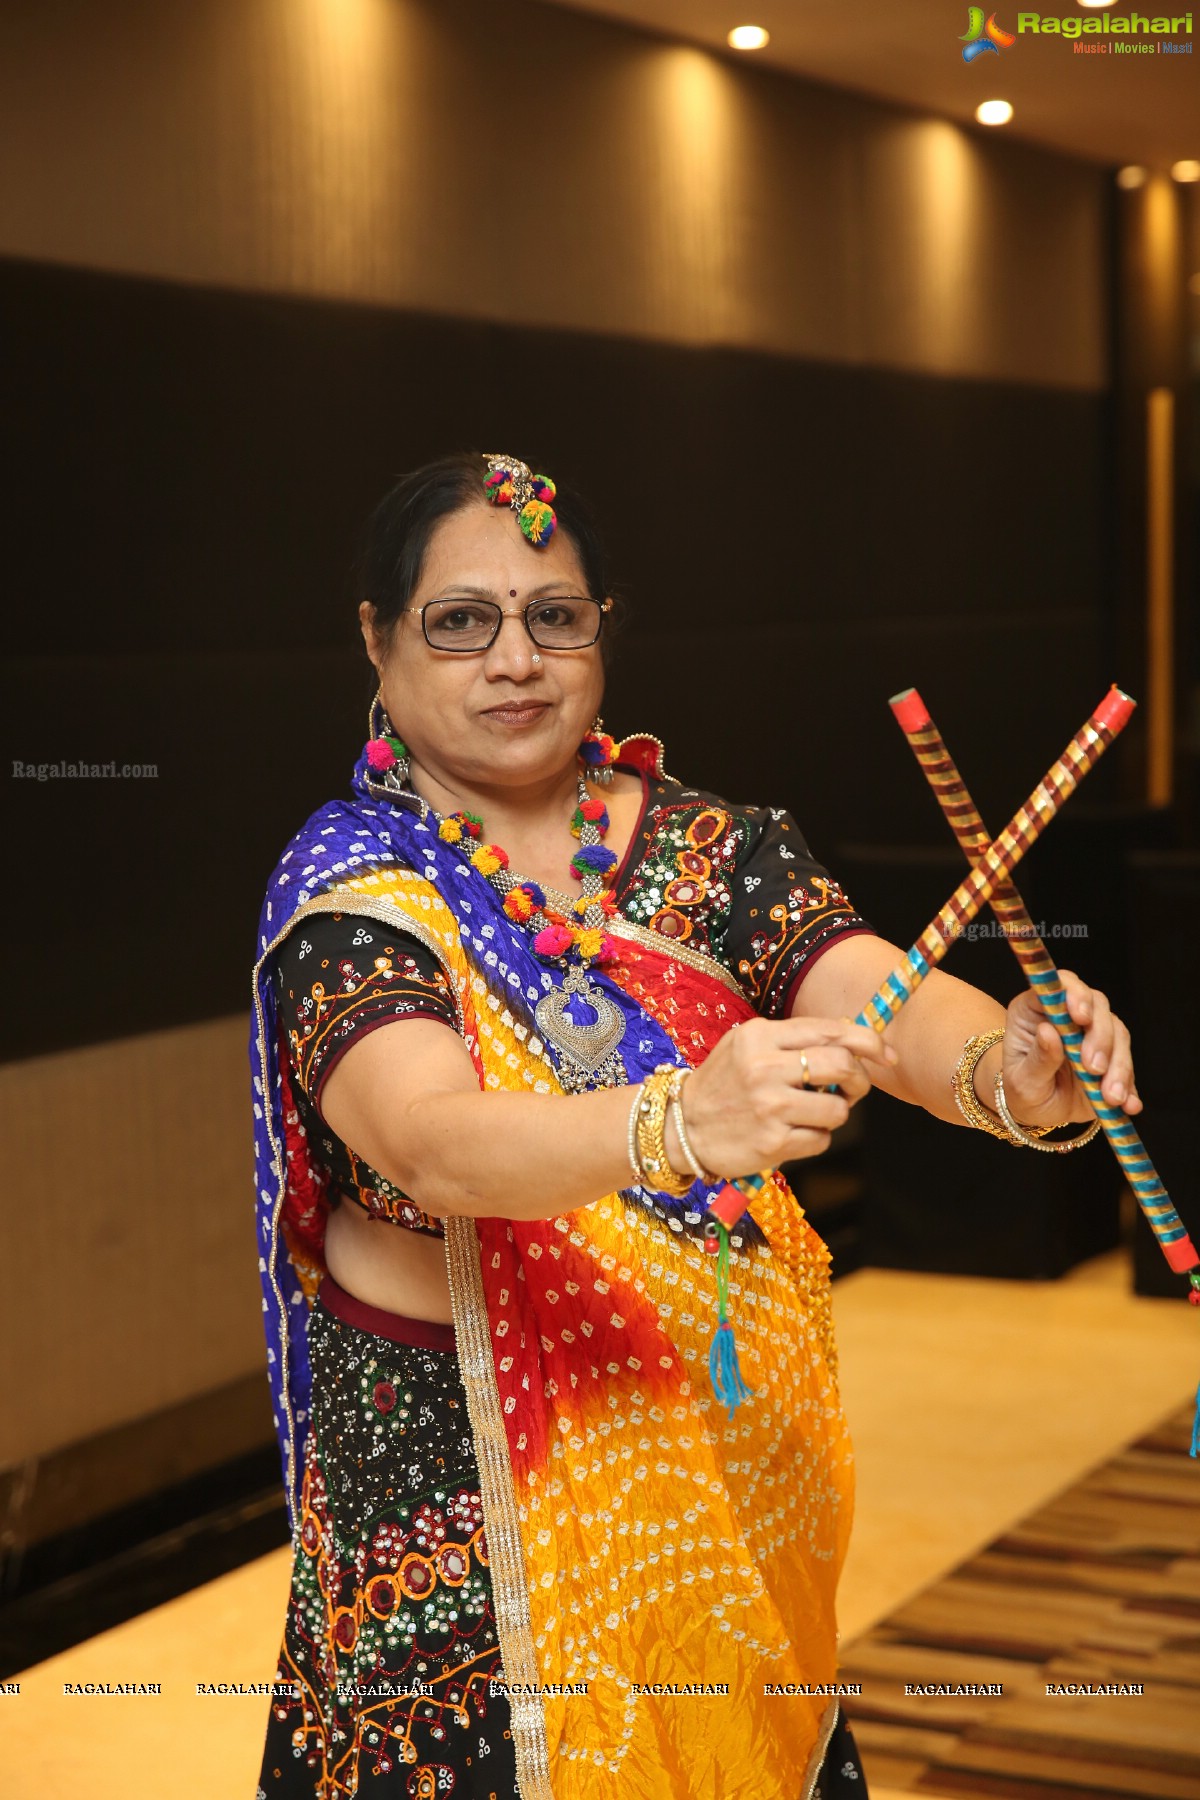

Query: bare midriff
316,769,649,1330
323,1200,455,1325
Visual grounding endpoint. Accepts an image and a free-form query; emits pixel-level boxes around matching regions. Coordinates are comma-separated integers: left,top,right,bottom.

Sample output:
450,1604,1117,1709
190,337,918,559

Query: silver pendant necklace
486,776,629,1094
534,964,628,1094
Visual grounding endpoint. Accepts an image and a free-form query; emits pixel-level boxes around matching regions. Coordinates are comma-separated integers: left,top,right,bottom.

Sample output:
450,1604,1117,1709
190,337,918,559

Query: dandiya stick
708,690,1135,1421
890,684,1200,1288
725,688,1133,1212
846,686,1134,1033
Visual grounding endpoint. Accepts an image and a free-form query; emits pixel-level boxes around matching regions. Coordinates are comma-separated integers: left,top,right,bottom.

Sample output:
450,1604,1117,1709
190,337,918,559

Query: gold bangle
950,1028,1013,1142
951,1028,1058,1146
634,1066,694,1197
669,1069,713,1184
993,1072,1101,1153
627,1086,644,1185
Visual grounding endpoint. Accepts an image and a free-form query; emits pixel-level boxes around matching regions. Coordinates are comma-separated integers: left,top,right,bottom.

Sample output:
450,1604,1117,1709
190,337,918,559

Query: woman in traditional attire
251,452,1138,1800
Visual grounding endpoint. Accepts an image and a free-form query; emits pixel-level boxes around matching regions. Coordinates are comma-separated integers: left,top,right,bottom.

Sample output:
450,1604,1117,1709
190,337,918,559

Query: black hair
355,451,616,651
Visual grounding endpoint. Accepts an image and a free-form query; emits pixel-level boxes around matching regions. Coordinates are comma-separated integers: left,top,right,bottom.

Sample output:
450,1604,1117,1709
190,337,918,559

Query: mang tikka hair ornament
482,453,557,546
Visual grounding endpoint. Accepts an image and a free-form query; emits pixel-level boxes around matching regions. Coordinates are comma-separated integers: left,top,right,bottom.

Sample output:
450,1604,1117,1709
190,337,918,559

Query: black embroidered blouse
272,773,872,1239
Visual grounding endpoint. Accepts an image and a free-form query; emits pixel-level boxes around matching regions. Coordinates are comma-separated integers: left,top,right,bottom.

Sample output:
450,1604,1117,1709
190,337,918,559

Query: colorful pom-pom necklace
360,710,620,973
430,733,626,1090
361,706,751,1408
482,452,558,548
436,751,619,975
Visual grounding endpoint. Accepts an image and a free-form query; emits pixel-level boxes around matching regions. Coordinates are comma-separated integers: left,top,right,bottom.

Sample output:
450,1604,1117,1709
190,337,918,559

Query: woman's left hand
1000,969,1141,1129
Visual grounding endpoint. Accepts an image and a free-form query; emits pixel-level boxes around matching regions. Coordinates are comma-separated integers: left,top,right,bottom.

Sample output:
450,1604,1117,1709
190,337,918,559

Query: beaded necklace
367,723,629,1091
365,714,757,1411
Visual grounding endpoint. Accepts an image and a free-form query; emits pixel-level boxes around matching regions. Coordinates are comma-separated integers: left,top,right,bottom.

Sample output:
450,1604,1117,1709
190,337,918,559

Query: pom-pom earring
364,693,411,788
577,716,618,786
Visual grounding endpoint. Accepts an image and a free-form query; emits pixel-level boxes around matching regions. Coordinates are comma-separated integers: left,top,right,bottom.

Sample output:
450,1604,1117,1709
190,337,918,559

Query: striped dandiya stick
704,689,1138,1420
846,685,1135,1033
719,687,1133,1213
890,684,1200,1288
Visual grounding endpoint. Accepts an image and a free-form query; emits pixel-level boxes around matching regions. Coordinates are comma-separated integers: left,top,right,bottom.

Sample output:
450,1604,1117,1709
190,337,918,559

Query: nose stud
531,653,542,665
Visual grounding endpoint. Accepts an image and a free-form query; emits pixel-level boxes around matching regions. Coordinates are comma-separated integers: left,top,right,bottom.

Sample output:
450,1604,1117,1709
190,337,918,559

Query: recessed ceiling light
975,100,1013,126
1171,159,1200,182
727,24,770,50
1077,2,1117,8
1115,165,1147,189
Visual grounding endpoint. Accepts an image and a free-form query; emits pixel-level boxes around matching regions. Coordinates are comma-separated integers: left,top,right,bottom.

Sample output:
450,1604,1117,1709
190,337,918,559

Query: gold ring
798,1051,811,1088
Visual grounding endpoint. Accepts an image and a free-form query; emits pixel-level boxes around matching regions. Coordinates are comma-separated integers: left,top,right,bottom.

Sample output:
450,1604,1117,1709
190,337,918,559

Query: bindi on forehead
509,589,517,598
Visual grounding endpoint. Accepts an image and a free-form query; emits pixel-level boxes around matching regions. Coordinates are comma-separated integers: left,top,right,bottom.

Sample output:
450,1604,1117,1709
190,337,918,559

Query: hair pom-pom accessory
483,466,515,507
519,499,556,546
482,453,559,549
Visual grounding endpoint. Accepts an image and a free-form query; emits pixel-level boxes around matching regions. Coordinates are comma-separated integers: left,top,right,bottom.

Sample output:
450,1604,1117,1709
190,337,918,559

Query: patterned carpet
840,1400,1200,1800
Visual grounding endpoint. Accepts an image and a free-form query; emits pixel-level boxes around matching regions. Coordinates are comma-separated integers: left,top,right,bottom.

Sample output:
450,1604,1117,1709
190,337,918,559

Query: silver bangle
670,1070,714,1183
993,1071,1101,1153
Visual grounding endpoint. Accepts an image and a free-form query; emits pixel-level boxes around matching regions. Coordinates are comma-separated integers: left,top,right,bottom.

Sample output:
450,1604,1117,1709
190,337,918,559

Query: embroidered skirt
257,1278,520,1800
257,1278,869,1800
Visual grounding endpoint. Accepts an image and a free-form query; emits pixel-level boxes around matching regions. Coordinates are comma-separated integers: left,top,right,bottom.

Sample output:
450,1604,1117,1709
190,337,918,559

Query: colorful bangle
993,1072,1101,1153
669,1069,714,1184
634,1067,694,1198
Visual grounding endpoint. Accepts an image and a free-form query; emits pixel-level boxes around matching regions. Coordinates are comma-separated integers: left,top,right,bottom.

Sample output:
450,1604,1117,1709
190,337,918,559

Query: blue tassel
709,1321,753,1419
1191,1376,1200,1461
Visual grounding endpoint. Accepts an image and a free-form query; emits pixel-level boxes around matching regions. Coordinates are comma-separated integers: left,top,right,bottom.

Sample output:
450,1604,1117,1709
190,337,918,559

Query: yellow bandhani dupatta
263,862,855,1800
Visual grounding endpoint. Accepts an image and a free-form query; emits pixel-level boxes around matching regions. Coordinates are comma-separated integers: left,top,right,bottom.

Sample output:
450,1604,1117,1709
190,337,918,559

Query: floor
6,1250,1198,1800
841,1399,1200,1797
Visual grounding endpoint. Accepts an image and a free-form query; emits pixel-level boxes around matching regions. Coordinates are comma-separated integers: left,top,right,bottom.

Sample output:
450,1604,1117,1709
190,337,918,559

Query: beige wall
0,0,1106,389
0,1017,259,1467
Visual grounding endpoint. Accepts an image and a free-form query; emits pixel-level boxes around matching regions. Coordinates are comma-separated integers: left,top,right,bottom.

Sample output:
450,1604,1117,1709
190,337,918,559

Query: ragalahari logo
961,7,1017,58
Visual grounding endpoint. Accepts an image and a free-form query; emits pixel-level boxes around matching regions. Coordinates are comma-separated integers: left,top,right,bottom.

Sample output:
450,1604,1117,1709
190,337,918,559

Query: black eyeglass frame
408,595,613,653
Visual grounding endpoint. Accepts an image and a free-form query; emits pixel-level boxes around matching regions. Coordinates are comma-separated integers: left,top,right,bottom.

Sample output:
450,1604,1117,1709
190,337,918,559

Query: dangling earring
577,714,617,786
365,689,411,789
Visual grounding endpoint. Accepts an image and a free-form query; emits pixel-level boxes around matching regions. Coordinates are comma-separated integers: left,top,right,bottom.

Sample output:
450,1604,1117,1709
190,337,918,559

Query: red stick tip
1093,685,1136,734
707,1184,748,1230
1162,1234,1200,1275
889,688,931,732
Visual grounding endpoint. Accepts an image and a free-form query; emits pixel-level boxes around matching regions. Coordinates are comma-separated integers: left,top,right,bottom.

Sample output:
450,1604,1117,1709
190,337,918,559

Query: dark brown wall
2,254,1113,1059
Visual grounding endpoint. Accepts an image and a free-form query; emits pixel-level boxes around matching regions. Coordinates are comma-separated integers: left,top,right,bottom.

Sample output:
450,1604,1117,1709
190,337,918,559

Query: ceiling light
975,100,1013,126
727,24,770,50
1076,2,1117,8
1171,159,1200,182
1115,165,1147,189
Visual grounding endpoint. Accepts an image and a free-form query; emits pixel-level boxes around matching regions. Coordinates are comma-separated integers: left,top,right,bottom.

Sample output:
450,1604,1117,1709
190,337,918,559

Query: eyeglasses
410,595,612,653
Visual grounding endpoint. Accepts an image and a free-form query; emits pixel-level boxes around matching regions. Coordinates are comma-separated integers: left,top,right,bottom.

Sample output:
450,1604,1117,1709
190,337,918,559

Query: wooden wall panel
0,1017,260,1467
0,256,1114,1062
0,0,1106,389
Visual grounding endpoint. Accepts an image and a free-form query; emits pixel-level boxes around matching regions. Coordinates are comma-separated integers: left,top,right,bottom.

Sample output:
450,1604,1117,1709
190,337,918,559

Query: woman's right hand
677,1015,897,1179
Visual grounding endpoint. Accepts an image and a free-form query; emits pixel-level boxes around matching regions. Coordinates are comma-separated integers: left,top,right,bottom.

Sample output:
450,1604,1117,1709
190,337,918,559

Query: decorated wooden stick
890,684,1200,1286
724,689,1133,1214
847,686,1134,1032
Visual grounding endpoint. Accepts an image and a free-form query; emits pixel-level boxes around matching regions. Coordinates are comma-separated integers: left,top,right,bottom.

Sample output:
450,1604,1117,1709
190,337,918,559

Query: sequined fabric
259,1291,519,1800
